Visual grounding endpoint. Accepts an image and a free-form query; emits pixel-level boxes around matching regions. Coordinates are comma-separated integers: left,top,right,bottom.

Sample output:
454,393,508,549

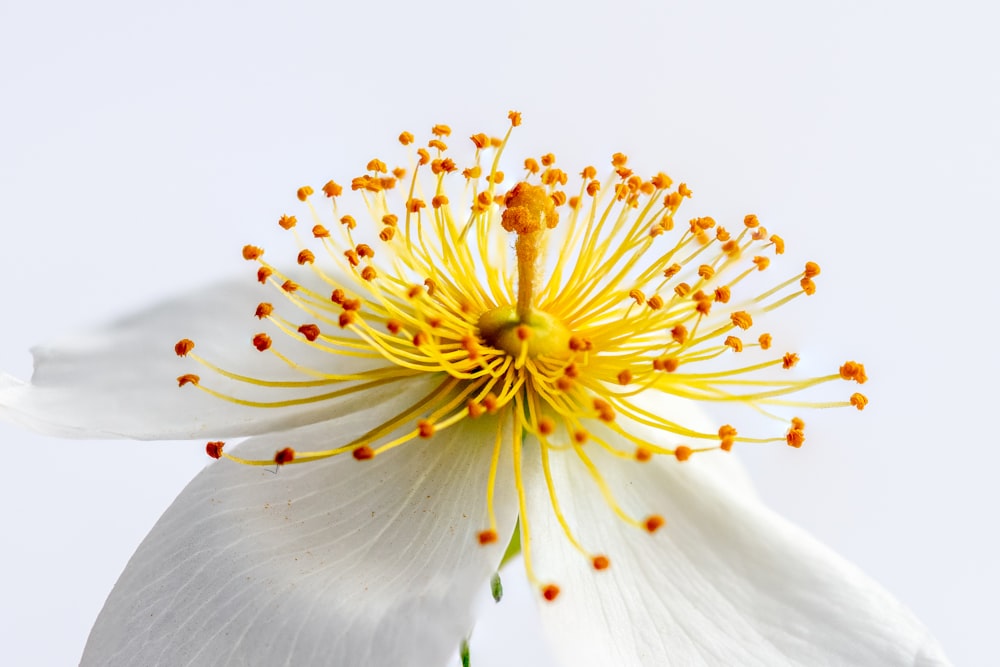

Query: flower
0,112,948,666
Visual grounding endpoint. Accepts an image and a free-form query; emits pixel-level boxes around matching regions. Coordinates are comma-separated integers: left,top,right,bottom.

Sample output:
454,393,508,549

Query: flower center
477,305,571,359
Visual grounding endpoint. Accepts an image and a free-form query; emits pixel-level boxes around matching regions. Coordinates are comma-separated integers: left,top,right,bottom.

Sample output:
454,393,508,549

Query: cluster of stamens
173,111,867,601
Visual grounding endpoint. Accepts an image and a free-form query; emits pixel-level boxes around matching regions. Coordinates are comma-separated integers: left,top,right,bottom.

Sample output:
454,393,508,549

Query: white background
1,1,996,664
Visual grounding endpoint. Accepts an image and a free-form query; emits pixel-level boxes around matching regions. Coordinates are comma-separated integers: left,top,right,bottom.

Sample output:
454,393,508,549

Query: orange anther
330,288,346,305
722,240,740,256
507,110,522,127
407,198,426,213
353,445,375,460
592,555,610,571
839,361,868,384
296,186,314,201
611,152,628,168
431,123,451,137
382,213,399,227
647,295,664,310
418,420,435,438
252,333,272,351
416,148,430,165
386,319,402,334
653,357,679,372
744,214,760,228
753,256,769,271
242,245,263,261
758,333,773,350
663,263,682,279
379,227,395,242
786,428,805,448
462,166,482,179
540,153,556,166
344,249,360,267
770,234,785,254
297,249,315,265
489,170,506,184
593,398,615,422
412,332,428,347
671,325,688,345
714,285,731,303
673,446,692,461
804,261,821,278
483,393,499,413
322,180,343,197
628,289,646,305
783,352,799,369
850,393,869,410
281,279,299,293
617,369,633,385
255,303,273,319
312,224,330,238
174,339,194,357
697,264,715,280
432,194,449,209
477,529,498,545
257,267,273,284
677,183,692,197
356,243,374,259
467,400,485,418
651,172,672,189
724,336,743,352
274,447,295,465
541,584,560,601
731,311,753,330
177,374,200,387
340,215,357,229
398,131,414,145
205,441,224,459
573,430,589,444
556,377,574,391
791,417,805,430
635,445,653,462
298,324,321,342
338,312,356,328
278,214,297,230
361,266,377,282
673,282,691,298
516,325,532,341
538,417,555,436
470,133,490,149
800,277,816,295
644,515,665,533
716,227,731,242
427,139,447,152
580,165,597,179
424,278,437,295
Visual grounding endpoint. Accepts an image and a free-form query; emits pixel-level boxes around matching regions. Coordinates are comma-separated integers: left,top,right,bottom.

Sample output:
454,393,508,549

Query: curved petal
1,273,407,440
84,413,517,667
522,415,949,666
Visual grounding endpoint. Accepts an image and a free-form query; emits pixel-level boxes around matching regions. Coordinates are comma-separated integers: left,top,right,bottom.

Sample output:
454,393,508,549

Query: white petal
84,413,517,667
523,417,950,666
1,274,404,439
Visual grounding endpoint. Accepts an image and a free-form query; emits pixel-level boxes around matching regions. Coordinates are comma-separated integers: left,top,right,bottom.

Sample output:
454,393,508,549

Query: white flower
1,112,948,666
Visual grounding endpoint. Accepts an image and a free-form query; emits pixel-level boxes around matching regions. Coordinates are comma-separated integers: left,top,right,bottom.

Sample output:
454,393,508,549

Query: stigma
173,111,868,600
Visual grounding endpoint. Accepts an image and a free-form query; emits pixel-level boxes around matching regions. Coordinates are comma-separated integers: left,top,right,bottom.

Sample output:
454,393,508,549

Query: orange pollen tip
508,110,522,127
753,256,770,271
418,420,435,438
242,245,263,260
573,430,589,444
477,530,498,545
786,428,806,448
340,215,357,229
719,424,738,439
758,333,773,350
744,214,760,228
839,361,868,384
278,214,297,230
361,266,377,282
253,333,272,351
783,353,800,369
398,131,414,145
644,515,665,533
541,584,560,601
257,267,273,284
804,261,821,278
174,339,194,357
352,445,375,461
671,325,688,344
281,279,299,293
731,311,753,330
617,369,633,385
792,417,806,430
298,324,321,342
338,312,356,328
322,180,343,197
516,325,532,341
205,441,224,459
593,398,616,422
274,447,295,465
801,277,817,295
538,417,555,436
850,393,869,410
296,186,314,201
483,393,499,413
297,249,315,265
635,446,653,462
467,400,485,418
255,303,273,319
177,374,200,387
592,555,611,571
412,332,428,347
648,295,664,310
674,445,692,462
724,336,743,352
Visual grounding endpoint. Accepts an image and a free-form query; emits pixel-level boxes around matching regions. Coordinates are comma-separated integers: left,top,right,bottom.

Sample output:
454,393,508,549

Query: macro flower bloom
1,112,948,666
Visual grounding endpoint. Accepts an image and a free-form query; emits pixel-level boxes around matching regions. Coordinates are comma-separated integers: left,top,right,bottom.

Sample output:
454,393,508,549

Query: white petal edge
83,413,517,667
522,416,951,666
1,273,405,440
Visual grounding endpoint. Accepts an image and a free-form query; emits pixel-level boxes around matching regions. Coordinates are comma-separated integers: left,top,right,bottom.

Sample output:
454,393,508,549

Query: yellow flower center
173,111,868,600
